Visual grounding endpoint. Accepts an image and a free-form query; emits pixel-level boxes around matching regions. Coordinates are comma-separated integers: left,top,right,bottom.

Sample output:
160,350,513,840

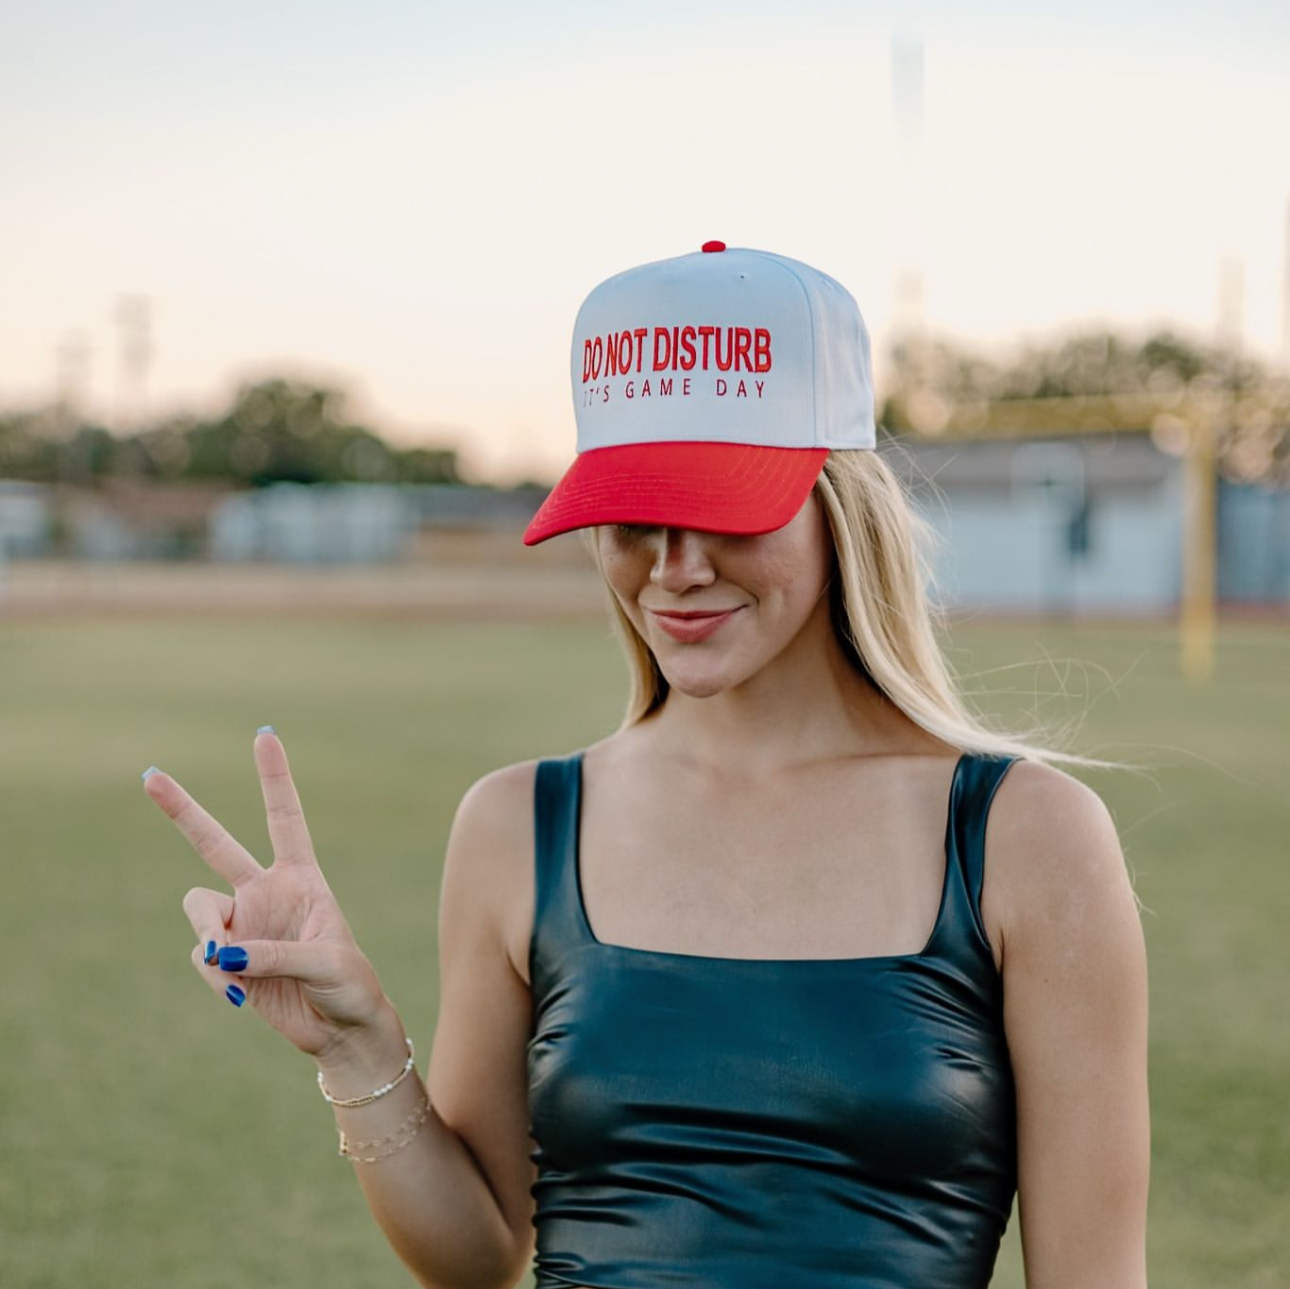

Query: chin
668,680,730,700
657,663,742,700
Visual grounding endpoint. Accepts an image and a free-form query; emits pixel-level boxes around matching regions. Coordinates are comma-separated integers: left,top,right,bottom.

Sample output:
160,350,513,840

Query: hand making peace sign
142,728,391,1063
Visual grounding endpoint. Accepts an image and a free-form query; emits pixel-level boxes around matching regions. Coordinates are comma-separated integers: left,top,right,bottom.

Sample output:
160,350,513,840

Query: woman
142,243,1150,1289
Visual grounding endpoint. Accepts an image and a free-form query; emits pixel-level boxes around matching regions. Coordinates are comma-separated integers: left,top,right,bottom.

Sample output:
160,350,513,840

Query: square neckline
568,749,968,967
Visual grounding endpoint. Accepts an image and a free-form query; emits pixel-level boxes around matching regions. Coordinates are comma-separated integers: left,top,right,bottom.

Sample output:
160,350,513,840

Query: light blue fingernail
142,766,161,781
256,725,275,735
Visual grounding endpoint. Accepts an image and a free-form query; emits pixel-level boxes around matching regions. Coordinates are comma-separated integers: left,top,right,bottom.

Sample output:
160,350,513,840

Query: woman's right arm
147,734,538,1289
325,762,539,1289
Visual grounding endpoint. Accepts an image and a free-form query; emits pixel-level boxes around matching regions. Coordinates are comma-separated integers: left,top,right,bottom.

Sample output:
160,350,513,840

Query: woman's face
594,489,836,700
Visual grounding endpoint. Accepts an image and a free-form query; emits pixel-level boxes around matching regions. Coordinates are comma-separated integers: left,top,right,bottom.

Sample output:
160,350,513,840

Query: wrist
312,1002,409,1095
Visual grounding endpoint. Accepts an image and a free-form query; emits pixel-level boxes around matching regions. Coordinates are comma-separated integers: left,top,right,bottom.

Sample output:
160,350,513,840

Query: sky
3,0,1288,483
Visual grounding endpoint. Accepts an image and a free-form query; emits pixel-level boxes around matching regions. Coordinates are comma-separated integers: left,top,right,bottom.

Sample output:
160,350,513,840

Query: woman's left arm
987,761,1151,1289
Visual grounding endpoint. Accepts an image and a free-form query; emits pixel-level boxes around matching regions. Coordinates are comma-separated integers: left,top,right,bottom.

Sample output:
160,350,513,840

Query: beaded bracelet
338,1090,432,1164
316,1035,416,1108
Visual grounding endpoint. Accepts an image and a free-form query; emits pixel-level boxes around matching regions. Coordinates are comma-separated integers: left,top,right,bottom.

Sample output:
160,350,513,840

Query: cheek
763,547,826,598
748,552,831,628
597,544,647,603
599,545,633,579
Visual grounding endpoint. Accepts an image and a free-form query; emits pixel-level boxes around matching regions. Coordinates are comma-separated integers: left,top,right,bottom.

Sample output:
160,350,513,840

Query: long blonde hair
577,444,1132,773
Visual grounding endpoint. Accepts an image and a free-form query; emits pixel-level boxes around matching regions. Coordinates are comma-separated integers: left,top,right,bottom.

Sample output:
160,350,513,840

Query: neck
640,601,931,780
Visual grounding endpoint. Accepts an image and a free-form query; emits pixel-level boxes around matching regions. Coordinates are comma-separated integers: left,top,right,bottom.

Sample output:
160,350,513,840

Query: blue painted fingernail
204,939,218,965
218,946,249,972
225,984,246,1007
142,766,161,781
256,725,275,735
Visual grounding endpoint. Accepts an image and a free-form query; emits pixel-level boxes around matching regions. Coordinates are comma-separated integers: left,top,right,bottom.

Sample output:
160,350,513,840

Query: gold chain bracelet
338,1089,432,1164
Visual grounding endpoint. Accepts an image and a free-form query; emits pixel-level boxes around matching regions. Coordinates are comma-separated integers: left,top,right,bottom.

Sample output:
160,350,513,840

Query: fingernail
225,984,246,1007
256,725,275,735
204,939,218,965
218,946,249,972
142,767,161,781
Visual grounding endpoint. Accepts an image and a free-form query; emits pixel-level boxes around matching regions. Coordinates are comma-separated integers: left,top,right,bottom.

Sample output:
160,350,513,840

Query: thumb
214,938,341,985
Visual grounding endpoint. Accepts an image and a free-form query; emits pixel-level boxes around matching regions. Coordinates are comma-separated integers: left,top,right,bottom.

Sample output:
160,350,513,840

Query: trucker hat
521,240,876,546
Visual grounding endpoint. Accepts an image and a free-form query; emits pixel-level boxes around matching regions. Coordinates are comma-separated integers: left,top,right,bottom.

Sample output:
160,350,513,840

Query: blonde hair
577,444,1133,774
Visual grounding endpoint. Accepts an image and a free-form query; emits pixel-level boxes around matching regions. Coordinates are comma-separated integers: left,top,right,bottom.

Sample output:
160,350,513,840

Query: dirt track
0,557,610,620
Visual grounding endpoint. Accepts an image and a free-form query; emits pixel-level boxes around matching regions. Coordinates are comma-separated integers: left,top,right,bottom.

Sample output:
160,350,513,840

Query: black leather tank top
527,750,1020,1289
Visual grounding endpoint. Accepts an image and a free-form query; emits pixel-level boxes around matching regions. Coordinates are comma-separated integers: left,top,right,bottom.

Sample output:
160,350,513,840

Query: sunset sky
3,0,1288,483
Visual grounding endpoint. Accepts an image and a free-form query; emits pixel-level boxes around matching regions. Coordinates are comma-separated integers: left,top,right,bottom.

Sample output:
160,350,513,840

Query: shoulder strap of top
531,749,1020,978
936,752,1020,967
531,751,587,983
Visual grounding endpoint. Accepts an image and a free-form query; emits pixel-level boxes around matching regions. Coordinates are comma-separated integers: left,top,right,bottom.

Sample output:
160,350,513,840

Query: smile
649,608,742,642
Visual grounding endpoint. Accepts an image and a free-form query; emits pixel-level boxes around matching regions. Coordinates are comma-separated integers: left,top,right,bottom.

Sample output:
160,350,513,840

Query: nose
648,527,716,591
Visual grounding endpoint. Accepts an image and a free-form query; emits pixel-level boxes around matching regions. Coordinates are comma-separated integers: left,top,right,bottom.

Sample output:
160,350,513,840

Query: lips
649,610,740,619
648,607,742,642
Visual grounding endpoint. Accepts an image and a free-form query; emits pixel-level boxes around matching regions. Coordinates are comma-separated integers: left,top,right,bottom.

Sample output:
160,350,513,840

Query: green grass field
1,611,1286,1288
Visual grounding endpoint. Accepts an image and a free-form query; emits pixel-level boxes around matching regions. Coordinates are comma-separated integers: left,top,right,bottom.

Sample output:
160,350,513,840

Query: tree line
878,326,1288,485
0,378,461,487
2,329,1286,488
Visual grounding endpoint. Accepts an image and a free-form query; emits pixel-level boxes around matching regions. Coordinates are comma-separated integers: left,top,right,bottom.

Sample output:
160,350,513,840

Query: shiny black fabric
527,750,1020,1289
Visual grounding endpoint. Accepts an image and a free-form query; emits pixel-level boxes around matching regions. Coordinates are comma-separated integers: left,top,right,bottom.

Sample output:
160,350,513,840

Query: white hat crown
571,244,877,454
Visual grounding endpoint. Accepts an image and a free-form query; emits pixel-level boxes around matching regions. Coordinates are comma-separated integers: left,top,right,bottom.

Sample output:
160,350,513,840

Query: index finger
253,728,317,868
142,770,266,888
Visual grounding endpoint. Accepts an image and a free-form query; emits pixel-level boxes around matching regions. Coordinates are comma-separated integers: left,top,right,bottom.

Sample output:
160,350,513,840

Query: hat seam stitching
736,249,819,447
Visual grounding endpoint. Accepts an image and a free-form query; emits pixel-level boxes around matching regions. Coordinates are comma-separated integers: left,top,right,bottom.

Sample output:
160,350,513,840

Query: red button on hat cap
701,240,726,253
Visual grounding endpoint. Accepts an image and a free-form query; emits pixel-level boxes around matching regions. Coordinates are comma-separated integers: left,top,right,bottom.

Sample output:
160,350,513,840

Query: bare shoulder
451,758,539,843
442,758,541,986
446,735,639,986
983,756,1137,971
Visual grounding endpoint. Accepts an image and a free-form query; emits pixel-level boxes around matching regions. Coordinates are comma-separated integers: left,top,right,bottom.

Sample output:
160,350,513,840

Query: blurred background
1,2,1286,1287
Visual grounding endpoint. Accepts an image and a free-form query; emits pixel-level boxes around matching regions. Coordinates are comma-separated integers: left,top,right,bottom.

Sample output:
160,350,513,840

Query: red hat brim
522,441,830,546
